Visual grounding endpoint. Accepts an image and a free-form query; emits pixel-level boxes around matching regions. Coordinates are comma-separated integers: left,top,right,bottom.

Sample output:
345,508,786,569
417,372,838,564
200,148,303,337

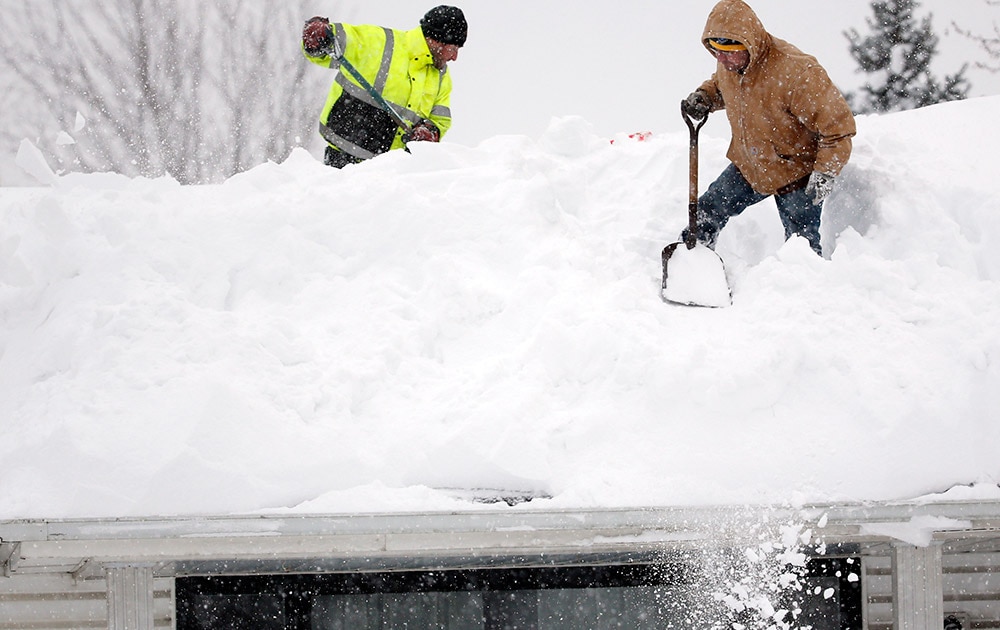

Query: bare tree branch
951,21,1000,73
948,0,1000,73
1,0,330,184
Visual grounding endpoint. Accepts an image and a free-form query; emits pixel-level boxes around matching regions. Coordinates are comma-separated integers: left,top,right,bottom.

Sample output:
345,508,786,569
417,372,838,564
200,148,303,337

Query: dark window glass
176,558,861,630
180,594,285,630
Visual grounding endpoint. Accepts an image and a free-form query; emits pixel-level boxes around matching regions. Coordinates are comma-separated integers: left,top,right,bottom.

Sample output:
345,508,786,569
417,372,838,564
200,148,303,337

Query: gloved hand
403,119,440,143
681,90,711,120
805,171,836,205
303,16,337,57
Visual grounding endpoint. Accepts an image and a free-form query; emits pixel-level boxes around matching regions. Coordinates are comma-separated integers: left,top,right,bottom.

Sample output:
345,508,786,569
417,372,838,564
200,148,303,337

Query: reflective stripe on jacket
304,24,453,160
698,0,856,194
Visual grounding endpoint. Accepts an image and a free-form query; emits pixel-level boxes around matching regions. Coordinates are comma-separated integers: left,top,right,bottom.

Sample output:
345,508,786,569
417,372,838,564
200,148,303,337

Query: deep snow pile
1,97,999,520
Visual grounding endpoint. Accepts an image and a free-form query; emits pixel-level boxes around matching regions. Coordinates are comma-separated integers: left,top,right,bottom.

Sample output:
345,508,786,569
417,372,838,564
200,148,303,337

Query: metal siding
867,551,1000,630
0,573,174,629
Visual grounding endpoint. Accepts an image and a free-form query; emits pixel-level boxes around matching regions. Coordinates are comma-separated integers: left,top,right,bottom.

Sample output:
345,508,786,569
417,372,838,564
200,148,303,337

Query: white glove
805,171,836,205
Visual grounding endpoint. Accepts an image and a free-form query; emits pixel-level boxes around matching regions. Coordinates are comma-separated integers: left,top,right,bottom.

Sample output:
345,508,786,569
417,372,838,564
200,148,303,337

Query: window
176,558,861,630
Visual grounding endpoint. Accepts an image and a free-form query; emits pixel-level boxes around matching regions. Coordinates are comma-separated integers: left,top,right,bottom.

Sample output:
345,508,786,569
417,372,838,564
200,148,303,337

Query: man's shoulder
399,25,427,48
768,37,824,72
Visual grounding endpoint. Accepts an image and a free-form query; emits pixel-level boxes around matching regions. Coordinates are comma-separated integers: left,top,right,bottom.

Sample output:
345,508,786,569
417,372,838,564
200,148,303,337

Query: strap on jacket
318,122,377,160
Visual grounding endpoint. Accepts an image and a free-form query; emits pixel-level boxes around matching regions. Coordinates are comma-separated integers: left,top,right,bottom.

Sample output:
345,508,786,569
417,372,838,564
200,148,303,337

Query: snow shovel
660,104,732,308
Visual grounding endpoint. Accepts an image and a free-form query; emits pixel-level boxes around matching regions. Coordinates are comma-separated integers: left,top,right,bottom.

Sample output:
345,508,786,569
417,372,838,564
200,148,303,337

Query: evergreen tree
844,0,971,114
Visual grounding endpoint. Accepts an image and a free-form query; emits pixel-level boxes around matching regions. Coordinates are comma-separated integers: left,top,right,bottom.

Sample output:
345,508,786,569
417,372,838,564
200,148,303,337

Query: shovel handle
681,104,708,249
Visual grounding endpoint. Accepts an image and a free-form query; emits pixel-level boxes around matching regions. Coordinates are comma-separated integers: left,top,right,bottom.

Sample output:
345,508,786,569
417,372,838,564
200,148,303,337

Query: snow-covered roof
1,97,999,520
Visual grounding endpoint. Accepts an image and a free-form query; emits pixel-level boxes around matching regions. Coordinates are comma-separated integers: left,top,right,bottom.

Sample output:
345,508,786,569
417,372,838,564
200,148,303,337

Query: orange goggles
708,38,747,52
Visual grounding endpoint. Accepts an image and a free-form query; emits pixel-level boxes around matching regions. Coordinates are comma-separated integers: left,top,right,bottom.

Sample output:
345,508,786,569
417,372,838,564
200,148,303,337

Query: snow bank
1,98,999,519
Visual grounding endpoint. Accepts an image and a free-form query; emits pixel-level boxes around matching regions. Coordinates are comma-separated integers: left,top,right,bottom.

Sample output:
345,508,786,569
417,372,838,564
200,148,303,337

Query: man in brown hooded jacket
681,0,856,255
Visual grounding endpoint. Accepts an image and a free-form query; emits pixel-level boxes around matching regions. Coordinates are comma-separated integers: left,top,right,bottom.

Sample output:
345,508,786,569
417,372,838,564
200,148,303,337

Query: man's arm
425,72,454,139
697,78,726,112
682,78,724,120
790,65,856,178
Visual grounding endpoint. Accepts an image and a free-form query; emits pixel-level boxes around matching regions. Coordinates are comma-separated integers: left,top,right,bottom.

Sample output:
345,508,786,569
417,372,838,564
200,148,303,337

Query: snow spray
653,508,820,630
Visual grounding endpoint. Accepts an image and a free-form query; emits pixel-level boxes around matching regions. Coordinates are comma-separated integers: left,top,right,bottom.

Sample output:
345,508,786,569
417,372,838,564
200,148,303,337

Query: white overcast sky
302,1,1000,145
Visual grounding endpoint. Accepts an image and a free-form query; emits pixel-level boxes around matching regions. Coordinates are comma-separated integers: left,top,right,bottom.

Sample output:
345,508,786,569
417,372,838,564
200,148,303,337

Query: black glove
681,90,711,120
403,119,440,143
303,16,337,57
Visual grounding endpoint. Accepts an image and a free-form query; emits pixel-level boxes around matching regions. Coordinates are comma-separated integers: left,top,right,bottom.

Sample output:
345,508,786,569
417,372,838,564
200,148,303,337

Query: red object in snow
610,131,653,145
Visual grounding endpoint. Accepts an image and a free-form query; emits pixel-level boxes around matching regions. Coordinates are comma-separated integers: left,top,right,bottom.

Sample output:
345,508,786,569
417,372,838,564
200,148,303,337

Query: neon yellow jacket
304,23,453,160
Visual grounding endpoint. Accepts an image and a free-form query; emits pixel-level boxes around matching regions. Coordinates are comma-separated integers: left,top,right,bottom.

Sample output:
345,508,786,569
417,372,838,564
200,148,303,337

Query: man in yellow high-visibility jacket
302,6,467,168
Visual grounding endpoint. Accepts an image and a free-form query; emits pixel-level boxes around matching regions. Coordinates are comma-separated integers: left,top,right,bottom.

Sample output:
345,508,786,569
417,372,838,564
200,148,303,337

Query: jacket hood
702,0,771,68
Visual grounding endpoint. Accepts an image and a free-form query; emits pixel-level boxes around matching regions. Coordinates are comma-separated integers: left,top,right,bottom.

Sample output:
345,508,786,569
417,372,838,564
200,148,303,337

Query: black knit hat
420,6,467,46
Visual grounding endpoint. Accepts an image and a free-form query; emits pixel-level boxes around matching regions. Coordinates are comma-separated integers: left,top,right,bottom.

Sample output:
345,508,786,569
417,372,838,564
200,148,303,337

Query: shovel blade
661,242,732,308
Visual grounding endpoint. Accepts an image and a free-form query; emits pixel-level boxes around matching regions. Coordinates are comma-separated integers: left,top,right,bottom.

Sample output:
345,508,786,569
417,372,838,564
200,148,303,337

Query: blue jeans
686,163,823,255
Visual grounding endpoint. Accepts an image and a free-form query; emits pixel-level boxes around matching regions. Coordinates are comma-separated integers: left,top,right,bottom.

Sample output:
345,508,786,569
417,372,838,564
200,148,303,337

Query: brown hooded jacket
697,0,856,194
